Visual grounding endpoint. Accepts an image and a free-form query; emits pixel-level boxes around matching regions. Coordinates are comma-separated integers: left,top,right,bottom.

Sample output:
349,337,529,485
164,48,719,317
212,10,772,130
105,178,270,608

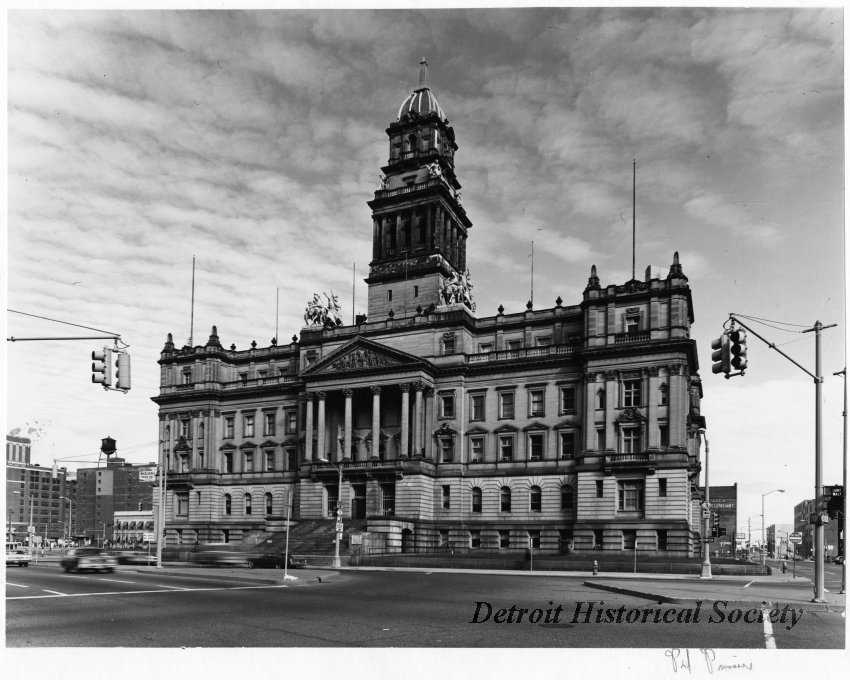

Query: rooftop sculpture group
304,292,344,329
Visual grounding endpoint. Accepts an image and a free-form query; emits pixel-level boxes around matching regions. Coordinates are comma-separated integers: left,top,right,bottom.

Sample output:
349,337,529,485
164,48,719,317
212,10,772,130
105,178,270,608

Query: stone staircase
254,519,369,556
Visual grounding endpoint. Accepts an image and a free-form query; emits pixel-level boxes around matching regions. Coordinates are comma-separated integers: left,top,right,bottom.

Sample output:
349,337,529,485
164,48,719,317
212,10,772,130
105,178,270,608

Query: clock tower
365,60,473,322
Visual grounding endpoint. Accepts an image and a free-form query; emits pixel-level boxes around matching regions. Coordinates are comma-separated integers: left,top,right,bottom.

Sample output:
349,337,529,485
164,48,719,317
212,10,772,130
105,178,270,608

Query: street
5,563,844,649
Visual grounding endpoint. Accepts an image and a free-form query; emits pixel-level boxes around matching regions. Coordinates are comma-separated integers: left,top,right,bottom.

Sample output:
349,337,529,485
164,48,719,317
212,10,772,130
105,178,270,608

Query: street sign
143,532,155,542
789,532,803,544
335,520,343,532
27,525,35,533
702,510,711,518
139,466,157,483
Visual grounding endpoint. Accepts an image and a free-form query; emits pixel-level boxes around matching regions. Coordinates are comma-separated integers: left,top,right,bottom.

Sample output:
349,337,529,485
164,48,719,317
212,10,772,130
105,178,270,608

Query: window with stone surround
618,480,645,512
528,388,545,417
499,391,515,419
528,433,545,461
530,486,542,512
500,486,512,512
498,435,514,462
469,393,485,421
469,436,484,463
623,379,642,407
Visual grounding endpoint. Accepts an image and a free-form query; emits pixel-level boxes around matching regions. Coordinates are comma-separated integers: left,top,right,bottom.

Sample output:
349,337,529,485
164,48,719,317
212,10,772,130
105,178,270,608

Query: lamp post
60,496,74,547
318,458,343,568
283,489,293,579
699,429,711,579
761,489,785,565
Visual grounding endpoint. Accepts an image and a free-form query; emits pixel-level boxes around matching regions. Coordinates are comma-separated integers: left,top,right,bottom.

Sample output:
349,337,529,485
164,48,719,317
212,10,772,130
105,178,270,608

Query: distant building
793,496,841,560
6,434,74,544
698,483,737,557
766,523,794,558
152,60,707,558
75,456,155,545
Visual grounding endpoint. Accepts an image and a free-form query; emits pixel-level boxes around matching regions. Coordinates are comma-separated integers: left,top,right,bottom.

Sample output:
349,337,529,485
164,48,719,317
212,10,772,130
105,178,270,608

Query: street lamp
761,489,785,565
318,457,343,568
698,429,711,579
283,489,293,579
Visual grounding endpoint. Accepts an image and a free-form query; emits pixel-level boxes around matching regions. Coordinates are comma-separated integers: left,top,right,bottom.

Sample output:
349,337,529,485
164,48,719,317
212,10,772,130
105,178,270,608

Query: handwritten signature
664,649,753,673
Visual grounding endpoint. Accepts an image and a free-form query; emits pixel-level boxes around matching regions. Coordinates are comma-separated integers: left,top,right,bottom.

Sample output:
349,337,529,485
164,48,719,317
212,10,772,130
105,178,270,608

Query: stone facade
151,61,706,557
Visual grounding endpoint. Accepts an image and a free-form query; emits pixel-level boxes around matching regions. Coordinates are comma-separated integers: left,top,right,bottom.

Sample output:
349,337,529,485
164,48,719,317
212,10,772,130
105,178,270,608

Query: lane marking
6,583,30,588
762,608,776,649
7,583,291,601
156,584,189,590
743,581,755,588
95,578,138,584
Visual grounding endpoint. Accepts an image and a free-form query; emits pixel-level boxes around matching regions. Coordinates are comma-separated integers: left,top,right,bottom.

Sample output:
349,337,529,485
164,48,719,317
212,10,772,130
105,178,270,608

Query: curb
582,580,844,613
129,566,340,586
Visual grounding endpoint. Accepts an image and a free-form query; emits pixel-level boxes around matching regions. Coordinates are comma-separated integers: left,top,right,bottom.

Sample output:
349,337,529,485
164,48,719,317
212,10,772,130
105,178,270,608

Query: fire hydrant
592,560,599,576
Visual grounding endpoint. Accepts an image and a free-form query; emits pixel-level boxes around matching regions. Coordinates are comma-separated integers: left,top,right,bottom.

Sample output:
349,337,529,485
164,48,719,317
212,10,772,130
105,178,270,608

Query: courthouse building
152,61,706,557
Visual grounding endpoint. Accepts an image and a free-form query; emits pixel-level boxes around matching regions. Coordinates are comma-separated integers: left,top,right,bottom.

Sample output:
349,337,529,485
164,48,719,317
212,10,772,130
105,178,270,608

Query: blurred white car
60,547,118,573
5,550,32,567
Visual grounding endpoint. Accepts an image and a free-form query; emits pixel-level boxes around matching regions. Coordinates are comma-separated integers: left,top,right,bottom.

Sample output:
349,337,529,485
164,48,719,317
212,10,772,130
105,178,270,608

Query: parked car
188,544,251,567
115,550,158,565
834,555,844,565
246,553,306,569
6,549,32,567
60,547,118,573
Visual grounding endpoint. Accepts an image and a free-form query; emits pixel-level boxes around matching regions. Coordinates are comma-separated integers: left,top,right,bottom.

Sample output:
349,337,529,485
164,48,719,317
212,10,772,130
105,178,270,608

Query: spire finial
417,58,430,91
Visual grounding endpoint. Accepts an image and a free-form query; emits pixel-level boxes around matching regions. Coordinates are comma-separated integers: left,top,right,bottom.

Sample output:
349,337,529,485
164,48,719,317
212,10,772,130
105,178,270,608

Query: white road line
7,584,291,600
156,584,189,590
762,608,777,649
743,581,755,588
96,578,137,584
6,583,30,588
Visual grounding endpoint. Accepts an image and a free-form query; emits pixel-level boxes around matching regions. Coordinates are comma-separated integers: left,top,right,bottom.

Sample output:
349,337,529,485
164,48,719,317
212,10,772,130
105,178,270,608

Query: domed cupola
397,59,447,123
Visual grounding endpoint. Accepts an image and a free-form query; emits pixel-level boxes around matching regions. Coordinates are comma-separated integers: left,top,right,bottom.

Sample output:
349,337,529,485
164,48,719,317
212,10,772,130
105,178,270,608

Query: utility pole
699,429,711,579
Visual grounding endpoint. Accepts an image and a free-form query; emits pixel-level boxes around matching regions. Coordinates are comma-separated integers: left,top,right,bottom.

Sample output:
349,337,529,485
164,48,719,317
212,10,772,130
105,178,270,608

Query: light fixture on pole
761,489,785,565
698,429,711,579
283,489,293,579
318,458,343,568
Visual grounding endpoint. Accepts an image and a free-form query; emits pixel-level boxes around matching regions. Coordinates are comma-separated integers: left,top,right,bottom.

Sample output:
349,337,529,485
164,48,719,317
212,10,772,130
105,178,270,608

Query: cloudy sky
4,7,845,537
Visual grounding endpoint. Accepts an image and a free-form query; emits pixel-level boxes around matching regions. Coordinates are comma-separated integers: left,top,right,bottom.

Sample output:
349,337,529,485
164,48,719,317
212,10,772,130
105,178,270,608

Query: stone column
647,369,659,448
605,371,617,451
423,387,434,459
317,391,327,461
371,386,382,460
400,383,410,458
304,393,315,461
414,382,424,457
343,388,353,462
585,373,597,451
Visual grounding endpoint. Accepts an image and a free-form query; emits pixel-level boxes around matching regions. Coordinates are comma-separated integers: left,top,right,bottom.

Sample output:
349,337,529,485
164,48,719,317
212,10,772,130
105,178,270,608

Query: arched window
561,484,574,511
224,493,232,515
530,485,542,513
244,493,252,515
265,492,273,516
471,487,482,513
500,486,512,513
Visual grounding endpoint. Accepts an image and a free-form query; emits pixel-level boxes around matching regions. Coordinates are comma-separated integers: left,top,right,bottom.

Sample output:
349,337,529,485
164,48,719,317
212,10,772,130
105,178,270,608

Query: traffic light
138,502,143,511
729,327,748,372
91,348,113,387
711,512,720,537
115,352,131,391
827,485,844,519
711,333,731,376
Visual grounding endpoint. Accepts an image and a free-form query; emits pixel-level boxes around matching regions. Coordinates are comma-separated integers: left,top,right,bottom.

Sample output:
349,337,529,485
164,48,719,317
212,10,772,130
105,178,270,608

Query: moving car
6,549,32,567
115,550,158,565
188,544,251,567
246,553,305,569
60,547,118,573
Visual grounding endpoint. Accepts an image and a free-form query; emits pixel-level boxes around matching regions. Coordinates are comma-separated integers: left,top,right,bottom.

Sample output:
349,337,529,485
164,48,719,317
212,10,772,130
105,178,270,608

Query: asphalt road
767,557,845,592
6,563,844,649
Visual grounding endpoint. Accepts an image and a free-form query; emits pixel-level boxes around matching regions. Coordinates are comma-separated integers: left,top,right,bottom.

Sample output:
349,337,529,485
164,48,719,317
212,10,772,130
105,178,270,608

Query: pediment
616,407,648,424
301,336,430,377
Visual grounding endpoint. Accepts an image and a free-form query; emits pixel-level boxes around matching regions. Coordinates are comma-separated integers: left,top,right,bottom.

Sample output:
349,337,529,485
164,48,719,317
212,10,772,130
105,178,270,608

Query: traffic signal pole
729,315,835,602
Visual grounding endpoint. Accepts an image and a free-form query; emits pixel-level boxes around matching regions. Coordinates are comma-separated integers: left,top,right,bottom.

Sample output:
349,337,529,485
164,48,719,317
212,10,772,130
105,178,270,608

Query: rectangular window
498,436,514,462
535,336,551,347
238,372,248,385
265,450,274,472
286,448,298,471
528,530,541,549
470,393,485,421
596,480,604,498
559,431,575,459
244,452,253,473
285,409,297,434
244,414,255,438
658,478,668,497
180,419,190,439
506,339,522,350
441,485,451,510
528,389,545,417
381,484,395,517
470,530,481,549
499,392,515,419
659,425,669,448
387,290,393,302
264,413,276,437
444,337,455,354
618,480,645,511
623,379,642,407
470,437,484,462
414,285,419,297
560,386,576,413
327,486,339,516
182,370,192,385
622,428,641,454
529,433,544,461
439,438,454,463
176,494,188,516
625,315,640,334
596,428,606,451
659,384,668,405
478,343,493,353
439,530,449,547
499,530,510,549
440,394,455,419
657,529,668,551
224,417,234,439
623,529,637,550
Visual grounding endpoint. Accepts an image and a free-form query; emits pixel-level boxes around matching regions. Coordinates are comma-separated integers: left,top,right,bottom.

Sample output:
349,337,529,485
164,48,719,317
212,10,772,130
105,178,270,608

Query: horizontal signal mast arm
7,335,120,342
728,315,818,381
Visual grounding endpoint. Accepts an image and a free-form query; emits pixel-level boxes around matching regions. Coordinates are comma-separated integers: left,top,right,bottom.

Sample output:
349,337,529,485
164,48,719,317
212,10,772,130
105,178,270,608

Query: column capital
399,382,412,393
370,385,383,395
316,391,327,401
342,388,353,398
303,392,315,402
413,380,427,392
423,387,435,397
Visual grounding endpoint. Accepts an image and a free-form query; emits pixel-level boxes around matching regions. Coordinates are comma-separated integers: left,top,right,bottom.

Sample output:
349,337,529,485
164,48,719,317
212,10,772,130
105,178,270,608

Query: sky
3,6,846,541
